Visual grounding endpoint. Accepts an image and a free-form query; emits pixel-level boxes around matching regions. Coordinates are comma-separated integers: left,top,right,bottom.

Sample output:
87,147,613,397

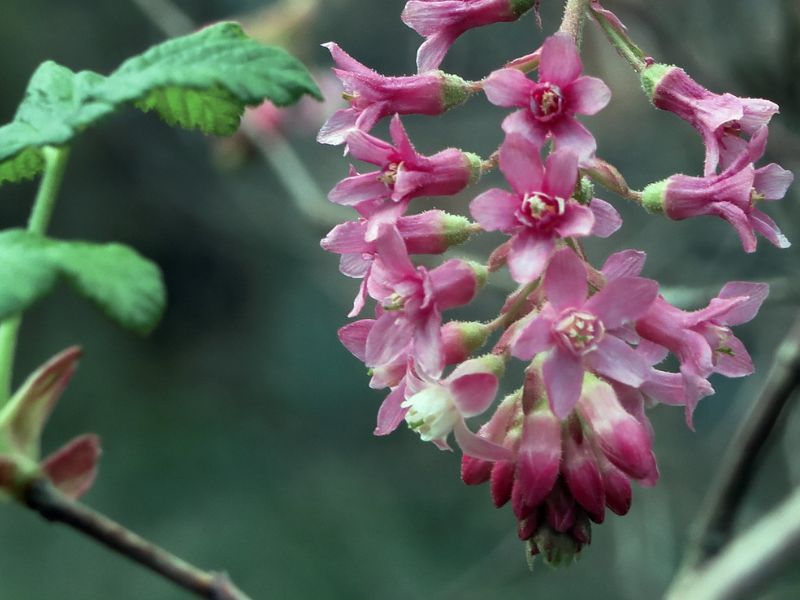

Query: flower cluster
319,0,792,566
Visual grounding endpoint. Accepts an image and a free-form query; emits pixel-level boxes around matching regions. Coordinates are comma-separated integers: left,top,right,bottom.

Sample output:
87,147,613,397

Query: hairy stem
559,0,591,44
589,4,648,72
24,479,252,600
0,146,71,403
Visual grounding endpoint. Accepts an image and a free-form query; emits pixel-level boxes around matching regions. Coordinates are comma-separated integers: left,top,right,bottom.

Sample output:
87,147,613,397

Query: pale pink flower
642,127,793,253
636,282,769,425
641,63,779,175
512,248,658,418
402,0,540,72
470,133,620,283
317,43,472,145
483,33,611,163
402,354,511,459
330,115,480,213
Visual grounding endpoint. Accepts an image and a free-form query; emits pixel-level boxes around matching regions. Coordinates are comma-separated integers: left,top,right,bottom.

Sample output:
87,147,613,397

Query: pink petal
640,369,686,406
329,172,390,205
712,202,757,253
543,346,584,418
429,260,478,310
713,335,753,377
601,250,646,280
339,254,370,278
588,198,622,238
554,202,595,238
365,313,414,367
717,282,769,326
539,32,582,88
322,221,368,253
512,314,554,360
416,29,459,72
374,225,416,276
499,133,545,195
322,42,374,75
364,201,409,242
754,163,794,200
585,277,659,329
389,115,417,160
484,68,533,107
317,108,358,145
374,384,408,436
469,188,520,232
543,149,578,200
550,117,597,164
453,419,513,461
585,335,649,387
508,231,554,284
501,110,547,149
450,372,498,417
750,209,790,249
338,319,374,361
346,130,396,166
544,247,587,310
349,278,369,318
637,339,669,365
353,101,388,136
565,76,611,115
413,309,444,377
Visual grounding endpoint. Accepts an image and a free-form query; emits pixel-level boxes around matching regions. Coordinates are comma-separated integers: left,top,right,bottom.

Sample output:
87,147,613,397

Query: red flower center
530,84,564,122
378,162,402,186
554,310,604,356
520,192,565,229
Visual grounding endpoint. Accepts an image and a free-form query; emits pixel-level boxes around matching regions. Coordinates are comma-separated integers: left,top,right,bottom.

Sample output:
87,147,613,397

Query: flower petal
366,313,414,367
601,250,646,280
450,372,498,417
543,149,578,200
338,319,374,362
317,108,358,145
453,419,513,461
565,76,611,115
508,231,554,284
499,134,545,195
544,247,587,310
754,163,794,200
543,345,584,418
329,171,390,205
750,209,790,249
585,276,659,329
550,117,597,164
374,384,408,436
554,202,595,238
588,198,622,238
416,29,459,72
539,32,582,88
512,315,554,360
585,335,649,387
484,68,533,107
470,188,521,232
716,282,769,326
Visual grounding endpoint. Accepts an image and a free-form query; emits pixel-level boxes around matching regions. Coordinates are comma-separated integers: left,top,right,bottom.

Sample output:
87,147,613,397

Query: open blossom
642,127,794,253
512,248,659,418
330,114,481,216
402,0,540,72
364,225,485,375
635,282,769,425
317,42,473,145
483,32,611,163
322,210,475,316
641,63,779,175
470,133,620,283
402,354,511,459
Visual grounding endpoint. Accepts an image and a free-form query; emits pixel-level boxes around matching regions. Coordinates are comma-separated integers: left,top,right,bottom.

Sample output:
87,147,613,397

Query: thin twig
559,0,591,44
664,485,800,600
677,311,800,572
24,479,252,600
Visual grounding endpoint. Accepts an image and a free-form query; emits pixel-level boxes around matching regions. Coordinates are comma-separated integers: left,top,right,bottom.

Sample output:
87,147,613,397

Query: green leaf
0,22,321,184
0,230,166,334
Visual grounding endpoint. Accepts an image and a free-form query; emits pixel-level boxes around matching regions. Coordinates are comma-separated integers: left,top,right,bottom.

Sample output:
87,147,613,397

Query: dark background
0,0,798,598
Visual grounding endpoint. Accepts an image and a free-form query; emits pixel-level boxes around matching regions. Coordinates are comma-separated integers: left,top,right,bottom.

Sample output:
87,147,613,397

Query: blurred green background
1,0,799,598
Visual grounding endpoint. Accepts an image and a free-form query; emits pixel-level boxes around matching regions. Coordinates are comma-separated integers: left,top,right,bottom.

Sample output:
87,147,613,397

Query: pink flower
470,133,620,283
641,63,780,175
402,0,540,72
330,115,481,211
642,127,793,253
483,33,611,163
635,281,769,425
364,225,485,376
512,248,659,418
317,43,473,145
322,209,476,316
402,354,511,459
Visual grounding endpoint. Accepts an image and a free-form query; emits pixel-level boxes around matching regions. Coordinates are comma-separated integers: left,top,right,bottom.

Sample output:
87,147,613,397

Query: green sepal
441,212,476,248
641,178,669,214
440,72,473,111
640,63,674,102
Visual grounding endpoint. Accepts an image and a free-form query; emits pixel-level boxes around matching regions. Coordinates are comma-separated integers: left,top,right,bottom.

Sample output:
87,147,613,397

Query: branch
23,479,252,600
664,485,800,600
677,311,800,570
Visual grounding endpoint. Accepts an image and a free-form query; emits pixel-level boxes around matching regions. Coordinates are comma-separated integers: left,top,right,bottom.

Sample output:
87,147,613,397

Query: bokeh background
1,0,799,598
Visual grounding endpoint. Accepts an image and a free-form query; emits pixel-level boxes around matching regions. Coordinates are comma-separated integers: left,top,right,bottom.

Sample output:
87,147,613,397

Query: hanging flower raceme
317,43,475,145
402,0,542,73
483,32,611,163
318,1,791,569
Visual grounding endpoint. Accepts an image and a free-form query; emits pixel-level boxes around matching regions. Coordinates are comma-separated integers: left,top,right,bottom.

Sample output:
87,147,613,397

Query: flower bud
397,211,476,254
429,259,486,310
532,525,581,568
545,481,576,533
597,454,632,516
562,421,606,523
442,321,491,365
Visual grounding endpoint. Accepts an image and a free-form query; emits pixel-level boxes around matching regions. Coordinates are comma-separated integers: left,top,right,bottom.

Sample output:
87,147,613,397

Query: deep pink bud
597,455,632,516
544,482,576,533
442,321,491,365
562,421,605,523
491,459,516,507
577,376,657,481
571,510,593,545
518,512,540,541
